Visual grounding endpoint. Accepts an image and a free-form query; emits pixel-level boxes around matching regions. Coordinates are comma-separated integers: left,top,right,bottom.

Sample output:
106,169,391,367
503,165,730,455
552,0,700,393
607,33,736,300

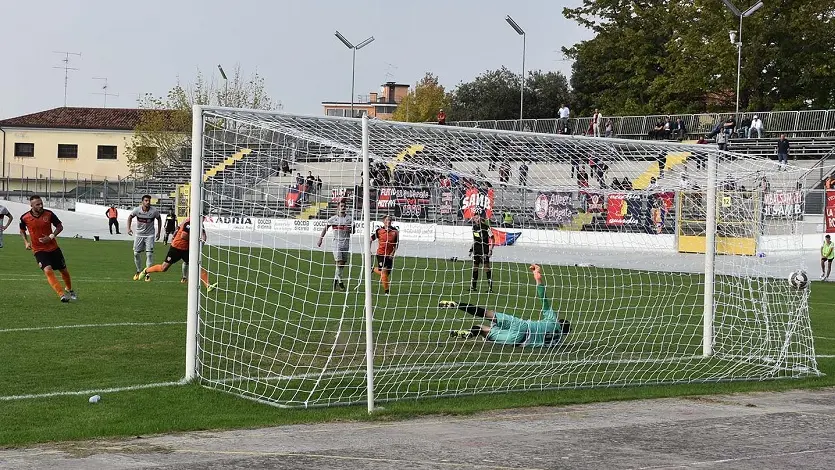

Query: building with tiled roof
0,107,183,180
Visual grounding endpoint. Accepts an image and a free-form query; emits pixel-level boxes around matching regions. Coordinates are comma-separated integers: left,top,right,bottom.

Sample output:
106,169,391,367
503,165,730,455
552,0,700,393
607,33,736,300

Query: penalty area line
0,380,185,401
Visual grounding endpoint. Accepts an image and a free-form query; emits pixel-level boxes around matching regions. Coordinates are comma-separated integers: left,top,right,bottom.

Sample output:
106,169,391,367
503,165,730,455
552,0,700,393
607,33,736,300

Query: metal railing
452,109,835,139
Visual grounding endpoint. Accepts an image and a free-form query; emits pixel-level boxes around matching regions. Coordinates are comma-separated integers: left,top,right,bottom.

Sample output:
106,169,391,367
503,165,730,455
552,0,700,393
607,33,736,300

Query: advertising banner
203,216,254,231
533,192,573,223
606,193,643,226
462,187,495,219
763,190,803,219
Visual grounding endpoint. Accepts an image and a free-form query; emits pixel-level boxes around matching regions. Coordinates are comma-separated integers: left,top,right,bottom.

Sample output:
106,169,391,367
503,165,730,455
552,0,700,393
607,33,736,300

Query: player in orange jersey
370,215,399,295
137,217,216,291
19,195,76,302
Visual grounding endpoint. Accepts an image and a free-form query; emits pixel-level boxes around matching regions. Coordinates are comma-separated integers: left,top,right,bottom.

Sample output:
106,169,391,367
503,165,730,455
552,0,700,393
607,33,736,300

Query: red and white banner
826,190,835,233
462,187,494,219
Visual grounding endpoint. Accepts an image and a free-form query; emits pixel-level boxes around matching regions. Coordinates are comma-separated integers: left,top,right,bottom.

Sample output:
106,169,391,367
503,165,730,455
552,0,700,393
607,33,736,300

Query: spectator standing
518,161,529,187
106,204,120,234
558,104,570,130
604,120,614,137
498,160,511,187
577,166,589,189
776,134,790,170
316,176,323,193
437,108,446,125
716,127,729,152
592,109,603,137
306,172,316,194
750,115,763,138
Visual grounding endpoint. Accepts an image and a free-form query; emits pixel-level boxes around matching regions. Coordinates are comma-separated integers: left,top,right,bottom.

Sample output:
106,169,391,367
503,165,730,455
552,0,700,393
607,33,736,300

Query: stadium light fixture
505,15,526,123
722,1,764,116
334,31,375,118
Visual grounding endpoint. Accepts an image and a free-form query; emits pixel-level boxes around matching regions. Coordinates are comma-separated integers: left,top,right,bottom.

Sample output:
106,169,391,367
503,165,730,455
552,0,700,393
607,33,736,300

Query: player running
127,195,162,281
137,216,216,291
19,195,76,302
0,203,12,248
163,209,178,245
318,201,353,291
370,215,399,295
470,208,494,292
443,264,570,347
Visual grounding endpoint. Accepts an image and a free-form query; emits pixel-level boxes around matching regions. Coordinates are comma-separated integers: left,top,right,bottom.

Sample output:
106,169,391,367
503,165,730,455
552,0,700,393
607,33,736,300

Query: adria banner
763,190,803,219
826,190,835,233
533,192,573,223
606,193,643,226
462,187,494,219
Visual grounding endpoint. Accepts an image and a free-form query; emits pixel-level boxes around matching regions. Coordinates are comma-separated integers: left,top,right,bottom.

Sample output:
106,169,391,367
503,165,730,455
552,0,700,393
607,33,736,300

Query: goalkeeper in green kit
442,264,570,347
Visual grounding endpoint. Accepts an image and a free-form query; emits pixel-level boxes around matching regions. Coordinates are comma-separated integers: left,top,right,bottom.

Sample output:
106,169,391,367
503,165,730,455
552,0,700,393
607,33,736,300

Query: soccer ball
789,270,809,290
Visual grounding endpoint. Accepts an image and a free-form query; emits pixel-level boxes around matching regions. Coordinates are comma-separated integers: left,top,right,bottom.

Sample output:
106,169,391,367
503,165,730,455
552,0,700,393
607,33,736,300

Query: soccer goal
185,106,819,409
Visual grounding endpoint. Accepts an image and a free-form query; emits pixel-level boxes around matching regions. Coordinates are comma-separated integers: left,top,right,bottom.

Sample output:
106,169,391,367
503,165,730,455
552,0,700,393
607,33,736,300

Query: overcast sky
0,0,592,119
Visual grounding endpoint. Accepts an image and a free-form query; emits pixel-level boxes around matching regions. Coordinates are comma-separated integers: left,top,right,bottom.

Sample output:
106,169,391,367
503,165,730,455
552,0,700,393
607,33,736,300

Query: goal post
185,106,819,408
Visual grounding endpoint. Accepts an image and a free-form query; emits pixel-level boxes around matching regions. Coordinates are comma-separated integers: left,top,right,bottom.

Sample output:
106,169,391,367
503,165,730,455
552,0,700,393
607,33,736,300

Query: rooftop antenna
92,77,119,107
384,62,398,81
53,51,81,107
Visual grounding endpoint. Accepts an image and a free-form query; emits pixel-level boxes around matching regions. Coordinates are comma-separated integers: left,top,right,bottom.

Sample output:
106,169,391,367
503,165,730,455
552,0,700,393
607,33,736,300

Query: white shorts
333,245,350,263
134,235,156,253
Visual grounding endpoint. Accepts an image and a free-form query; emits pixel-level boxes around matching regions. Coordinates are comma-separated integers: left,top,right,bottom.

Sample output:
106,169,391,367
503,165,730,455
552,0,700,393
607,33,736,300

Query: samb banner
462,187,494,219
826,190,835,233
533,192,573,223
763,190,803,219
606,193,642,226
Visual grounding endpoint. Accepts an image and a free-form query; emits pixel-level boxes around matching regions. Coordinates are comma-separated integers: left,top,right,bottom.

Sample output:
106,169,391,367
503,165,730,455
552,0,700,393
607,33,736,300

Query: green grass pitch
1,236,834,446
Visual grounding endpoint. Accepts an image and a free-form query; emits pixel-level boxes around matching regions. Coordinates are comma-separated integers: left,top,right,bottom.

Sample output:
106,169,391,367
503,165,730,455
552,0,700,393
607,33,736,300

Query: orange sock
60,270,72,291
145,264,165,273
200,268,210,287
381,272,390,291
45,270,64,297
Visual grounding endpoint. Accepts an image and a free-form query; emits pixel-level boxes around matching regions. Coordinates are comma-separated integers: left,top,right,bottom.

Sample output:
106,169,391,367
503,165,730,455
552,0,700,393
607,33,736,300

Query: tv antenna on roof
93,77,119,107
53,51,81,107
384,62,398,81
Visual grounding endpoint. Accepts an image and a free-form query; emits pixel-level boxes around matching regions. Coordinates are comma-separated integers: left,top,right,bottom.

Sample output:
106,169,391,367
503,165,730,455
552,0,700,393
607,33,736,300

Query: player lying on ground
137,216,216,291
370,215,399,295
19,195,76,302
442,264,570,347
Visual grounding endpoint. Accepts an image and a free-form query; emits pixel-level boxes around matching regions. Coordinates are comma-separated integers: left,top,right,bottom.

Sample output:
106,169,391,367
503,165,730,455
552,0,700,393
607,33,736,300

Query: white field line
0,380,184,401
0,321,184,334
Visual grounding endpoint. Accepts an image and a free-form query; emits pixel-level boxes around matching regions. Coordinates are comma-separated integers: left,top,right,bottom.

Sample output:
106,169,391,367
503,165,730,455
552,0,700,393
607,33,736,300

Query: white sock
335,265,343,282
182,262,188,278
134,252,142,272
146,251,154,269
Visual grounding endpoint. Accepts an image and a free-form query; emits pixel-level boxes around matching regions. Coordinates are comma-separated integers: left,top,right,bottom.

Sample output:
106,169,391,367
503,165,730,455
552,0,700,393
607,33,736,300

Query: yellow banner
175,183,190,223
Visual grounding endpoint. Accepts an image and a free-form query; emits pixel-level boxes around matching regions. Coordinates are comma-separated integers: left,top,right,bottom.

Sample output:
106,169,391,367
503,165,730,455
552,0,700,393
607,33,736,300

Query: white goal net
186,107,819,408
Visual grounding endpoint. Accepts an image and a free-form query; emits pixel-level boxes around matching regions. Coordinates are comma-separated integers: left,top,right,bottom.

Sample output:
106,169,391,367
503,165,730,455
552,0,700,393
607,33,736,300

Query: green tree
563,0,835,116
449,67,570,121
127,66,276,177
391,72,451,123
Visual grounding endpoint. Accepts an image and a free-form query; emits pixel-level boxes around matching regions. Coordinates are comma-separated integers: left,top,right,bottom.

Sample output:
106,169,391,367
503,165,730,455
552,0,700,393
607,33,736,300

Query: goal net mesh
193,109,819,408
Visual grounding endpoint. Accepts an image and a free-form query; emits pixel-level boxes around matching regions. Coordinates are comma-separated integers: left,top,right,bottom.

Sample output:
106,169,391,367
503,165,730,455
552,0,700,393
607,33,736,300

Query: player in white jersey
127,195,162,281
0,204,12,248
317,200,354,290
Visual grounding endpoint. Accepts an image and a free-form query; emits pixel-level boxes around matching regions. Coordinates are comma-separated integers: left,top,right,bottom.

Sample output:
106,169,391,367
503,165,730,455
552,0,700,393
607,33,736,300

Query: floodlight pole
505,16,526,122
335,31,375,118
723,1,764,116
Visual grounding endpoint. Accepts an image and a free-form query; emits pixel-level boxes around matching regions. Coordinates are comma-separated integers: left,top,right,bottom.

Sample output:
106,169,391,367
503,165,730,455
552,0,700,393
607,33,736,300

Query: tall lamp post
217,64,228,106
722,0,764,116
505,15,526,123
334,31,375,118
